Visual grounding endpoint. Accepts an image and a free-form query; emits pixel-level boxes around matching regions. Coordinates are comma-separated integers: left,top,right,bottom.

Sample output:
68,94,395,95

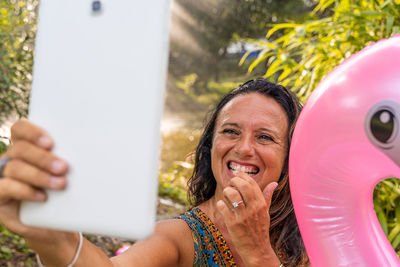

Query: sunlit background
2,0,400,264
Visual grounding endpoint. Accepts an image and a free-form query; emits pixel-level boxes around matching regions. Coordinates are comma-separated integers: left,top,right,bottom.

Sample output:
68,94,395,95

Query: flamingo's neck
292,143,400,266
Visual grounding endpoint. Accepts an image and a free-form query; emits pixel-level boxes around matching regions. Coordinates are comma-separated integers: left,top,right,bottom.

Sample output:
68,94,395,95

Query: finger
229,176,257,205
6,140,68,176
262,182,278,210
222,186,245,211
3,159,66,190
216,200,235,224
10,119,53,150
0,178,47,202
230,172,264,204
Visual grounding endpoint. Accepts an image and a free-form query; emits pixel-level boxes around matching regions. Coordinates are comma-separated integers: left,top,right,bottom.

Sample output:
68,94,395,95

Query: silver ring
232,200,243,208
0,157,11,179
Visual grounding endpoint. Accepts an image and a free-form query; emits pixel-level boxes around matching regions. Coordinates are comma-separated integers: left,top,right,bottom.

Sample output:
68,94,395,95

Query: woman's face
211,93,289,192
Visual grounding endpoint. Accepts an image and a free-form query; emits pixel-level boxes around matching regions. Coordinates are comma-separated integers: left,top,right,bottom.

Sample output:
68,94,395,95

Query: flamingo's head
289,35,400,266
291,35,400,190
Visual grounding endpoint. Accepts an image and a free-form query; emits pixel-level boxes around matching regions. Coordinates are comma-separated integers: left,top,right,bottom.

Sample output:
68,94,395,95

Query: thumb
263,182,278,209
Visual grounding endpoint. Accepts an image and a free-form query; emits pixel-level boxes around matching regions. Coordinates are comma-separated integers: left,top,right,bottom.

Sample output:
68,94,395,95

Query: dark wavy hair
187,79,308,266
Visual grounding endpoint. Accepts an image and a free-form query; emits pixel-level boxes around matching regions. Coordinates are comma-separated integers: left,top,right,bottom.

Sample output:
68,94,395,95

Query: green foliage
159,128,200,204
374,179,400,256
0,140,8,154
160,128,201,172
171,0,307,79
175,73,242,110
0,224,33,260
242,0,400,253
243,0,400,102
159,161,193,205
167,0,309,114
0,0,38,125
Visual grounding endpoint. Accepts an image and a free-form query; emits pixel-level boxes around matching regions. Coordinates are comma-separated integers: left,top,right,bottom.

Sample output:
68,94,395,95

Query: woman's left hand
216,172,281,267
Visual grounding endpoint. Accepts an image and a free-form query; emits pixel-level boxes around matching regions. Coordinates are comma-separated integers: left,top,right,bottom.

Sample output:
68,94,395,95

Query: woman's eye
258,134,273,142
222,129,239,135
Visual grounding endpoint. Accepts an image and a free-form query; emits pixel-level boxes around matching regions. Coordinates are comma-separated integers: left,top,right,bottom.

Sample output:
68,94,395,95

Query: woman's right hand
0,119,69,239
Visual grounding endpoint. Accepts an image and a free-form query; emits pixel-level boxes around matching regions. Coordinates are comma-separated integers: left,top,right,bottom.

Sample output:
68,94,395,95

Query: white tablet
21,0,171,240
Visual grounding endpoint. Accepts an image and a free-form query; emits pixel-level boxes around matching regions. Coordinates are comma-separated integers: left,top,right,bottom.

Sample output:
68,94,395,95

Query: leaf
383,180,400,195
393,231,400,249
375,204,388,235
264,57,283,78
386,16,395,36
389,223,400,242
380,0,394,9
359,10,382,18
266,23,302,39
278,67,292,82
0,141,7,154
312,0,335,14
238,50,251,66
243,38,276,49
248,51,274,73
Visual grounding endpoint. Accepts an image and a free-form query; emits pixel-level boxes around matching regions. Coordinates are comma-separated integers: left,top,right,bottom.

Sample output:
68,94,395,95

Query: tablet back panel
21,0,171,240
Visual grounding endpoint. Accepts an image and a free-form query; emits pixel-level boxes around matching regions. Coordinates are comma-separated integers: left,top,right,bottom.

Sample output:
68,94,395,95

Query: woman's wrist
36,232,83,267
26,231,82,267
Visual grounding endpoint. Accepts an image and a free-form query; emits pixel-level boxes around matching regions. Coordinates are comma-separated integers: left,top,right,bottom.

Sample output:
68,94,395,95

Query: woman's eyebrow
220,122,240,128
258,127,280,137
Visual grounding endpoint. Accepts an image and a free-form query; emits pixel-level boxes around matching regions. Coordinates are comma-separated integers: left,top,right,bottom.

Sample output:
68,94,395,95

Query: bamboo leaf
359,10,382,18
380,0,394,9
278,67,292,82
383,180,400,195
238,50,251,66
248,51,274,73
388,224,400,242
386,16,395,36
312,0,335,14
392,232,400,249
266,23,302,39
246,40,275,49
264,58,283,78
375,204,388,235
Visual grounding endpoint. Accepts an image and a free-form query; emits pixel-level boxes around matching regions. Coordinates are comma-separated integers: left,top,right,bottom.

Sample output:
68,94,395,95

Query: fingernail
51,160,66,173
50,176,64,188
35,191,46,200
38,136,52,148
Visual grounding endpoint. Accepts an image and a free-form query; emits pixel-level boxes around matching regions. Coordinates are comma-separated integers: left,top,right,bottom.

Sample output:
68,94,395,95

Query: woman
0,79,308,266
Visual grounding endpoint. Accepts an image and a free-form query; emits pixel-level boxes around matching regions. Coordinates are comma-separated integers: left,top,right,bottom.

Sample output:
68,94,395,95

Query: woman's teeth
228,161,259,176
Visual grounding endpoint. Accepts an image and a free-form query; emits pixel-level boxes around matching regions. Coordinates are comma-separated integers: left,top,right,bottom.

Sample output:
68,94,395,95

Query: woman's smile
227,161,260,177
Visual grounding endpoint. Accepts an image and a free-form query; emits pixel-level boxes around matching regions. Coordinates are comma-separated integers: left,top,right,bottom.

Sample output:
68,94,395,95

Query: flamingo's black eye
370,109,395,144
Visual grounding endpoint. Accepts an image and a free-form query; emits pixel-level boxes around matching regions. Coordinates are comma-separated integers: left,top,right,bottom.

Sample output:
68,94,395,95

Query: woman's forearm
26,231,113,267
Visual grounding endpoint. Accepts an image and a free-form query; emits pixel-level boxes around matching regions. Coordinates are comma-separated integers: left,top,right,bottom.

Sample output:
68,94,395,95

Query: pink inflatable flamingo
289,35,400,266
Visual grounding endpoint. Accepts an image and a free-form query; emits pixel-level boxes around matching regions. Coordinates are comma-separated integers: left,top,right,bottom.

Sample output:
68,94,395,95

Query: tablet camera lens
92,1,102,12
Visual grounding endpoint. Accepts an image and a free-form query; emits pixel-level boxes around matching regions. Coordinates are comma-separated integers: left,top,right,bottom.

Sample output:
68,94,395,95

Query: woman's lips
227,161,260,177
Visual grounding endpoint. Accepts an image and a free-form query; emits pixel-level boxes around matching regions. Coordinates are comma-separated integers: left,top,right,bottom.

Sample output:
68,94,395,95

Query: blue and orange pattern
178,207,237,267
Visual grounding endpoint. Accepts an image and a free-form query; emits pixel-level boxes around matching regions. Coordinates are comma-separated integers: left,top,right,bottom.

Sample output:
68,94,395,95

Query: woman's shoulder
154,216,192,235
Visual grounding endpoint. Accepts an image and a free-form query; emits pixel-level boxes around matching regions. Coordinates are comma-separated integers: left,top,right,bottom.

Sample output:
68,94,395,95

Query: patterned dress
177,207,237,266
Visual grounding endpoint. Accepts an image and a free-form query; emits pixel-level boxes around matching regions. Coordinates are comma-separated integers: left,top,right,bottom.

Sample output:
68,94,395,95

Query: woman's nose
234,135,254,157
